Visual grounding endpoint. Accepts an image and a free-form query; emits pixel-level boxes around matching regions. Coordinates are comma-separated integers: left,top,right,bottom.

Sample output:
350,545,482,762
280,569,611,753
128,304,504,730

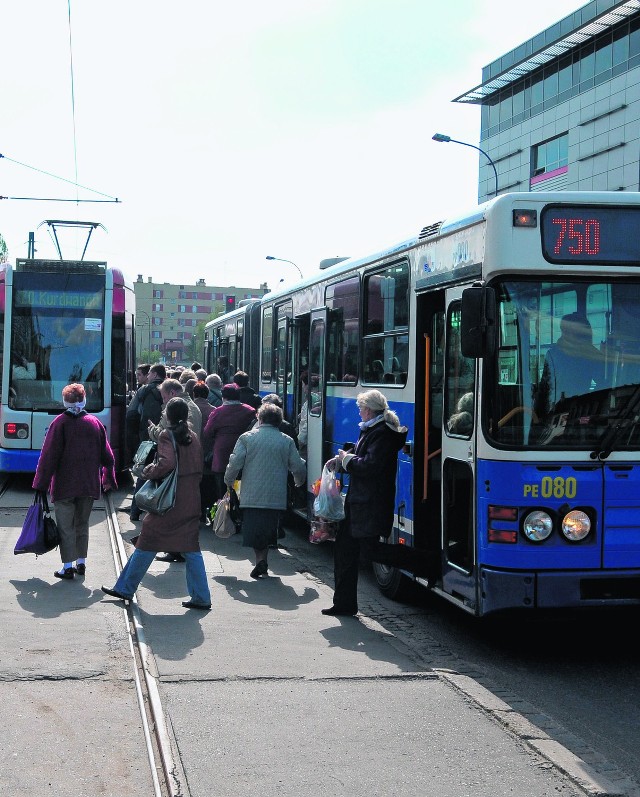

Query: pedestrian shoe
129,512,142,522
155,553,186,563
321,605,358,617
181,601,211,610
101,585,132,602
54,568,75,580
75,563,86,575
249,560,269,579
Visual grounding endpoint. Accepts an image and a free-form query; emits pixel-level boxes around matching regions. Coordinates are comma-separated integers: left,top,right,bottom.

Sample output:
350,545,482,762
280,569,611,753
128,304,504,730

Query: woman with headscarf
32,383,117,580
321,390,430,616
101,396,211,610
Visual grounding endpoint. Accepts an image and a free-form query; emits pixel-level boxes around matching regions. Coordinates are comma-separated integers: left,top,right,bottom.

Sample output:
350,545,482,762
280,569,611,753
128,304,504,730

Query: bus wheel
373,562,413,600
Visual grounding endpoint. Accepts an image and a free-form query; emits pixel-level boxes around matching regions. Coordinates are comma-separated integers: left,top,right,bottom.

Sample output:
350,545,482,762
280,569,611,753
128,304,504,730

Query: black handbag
131,439,157,478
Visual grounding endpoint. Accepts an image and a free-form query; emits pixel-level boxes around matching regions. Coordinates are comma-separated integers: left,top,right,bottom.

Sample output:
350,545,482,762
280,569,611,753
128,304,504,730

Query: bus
203,300,262,388
0,258,136,473
209,191,640,616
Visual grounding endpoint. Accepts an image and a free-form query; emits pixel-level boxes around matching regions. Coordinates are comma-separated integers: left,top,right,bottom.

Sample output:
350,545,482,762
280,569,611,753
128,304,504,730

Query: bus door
275,309,292,411
440,290,477,604
306,309,327,513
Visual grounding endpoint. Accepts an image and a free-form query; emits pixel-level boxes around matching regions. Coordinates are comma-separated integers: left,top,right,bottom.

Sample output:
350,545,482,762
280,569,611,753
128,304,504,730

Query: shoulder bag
135,433,178,515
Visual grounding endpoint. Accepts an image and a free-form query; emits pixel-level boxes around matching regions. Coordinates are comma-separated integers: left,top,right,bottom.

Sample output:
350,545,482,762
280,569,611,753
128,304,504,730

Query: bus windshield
486,278,640,451
9,271,105,411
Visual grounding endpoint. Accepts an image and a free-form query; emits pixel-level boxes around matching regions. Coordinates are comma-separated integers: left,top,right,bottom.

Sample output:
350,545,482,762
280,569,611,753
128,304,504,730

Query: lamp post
432,133,499,198
265,255,303,280
136,310,151,358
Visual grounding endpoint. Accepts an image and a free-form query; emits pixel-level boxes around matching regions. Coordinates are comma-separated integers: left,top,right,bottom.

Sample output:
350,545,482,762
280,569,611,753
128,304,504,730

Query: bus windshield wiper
591,383,640,460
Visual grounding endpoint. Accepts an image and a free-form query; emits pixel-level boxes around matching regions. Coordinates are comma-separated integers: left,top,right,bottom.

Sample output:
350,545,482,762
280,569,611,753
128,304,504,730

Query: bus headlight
522,510,553,542
562,510,591,541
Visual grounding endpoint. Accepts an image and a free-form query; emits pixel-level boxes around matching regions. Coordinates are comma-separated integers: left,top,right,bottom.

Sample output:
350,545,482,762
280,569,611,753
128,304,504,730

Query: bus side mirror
460,286,496,359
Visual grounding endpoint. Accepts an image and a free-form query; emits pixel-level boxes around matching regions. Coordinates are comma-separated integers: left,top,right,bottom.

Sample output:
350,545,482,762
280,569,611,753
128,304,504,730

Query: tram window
326,276,359,383
261,306,273,382
362,262,409,385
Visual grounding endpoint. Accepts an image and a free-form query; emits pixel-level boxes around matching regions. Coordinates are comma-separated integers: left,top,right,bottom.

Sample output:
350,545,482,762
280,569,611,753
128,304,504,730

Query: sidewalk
2,486,619,797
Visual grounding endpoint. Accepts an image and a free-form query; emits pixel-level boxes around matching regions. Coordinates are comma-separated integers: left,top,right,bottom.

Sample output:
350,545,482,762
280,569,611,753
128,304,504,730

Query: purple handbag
14,492,59,556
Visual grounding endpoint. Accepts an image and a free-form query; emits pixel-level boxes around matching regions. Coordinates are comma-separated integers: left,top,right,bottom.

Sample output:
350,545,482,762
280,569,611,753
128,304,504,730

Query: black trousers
200,472,219,519
332,522,429,611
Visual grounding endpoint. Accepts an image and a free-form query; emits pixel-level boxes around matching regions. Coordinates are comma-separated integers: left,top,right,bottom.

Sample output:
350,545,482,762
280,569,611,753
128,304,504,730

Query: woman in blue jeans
102,397,211,610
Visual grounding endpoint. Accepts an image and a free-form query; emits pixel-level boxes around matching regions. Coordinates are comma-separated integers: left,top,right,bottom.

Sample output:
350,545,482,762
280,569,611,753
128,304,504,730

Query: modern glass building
455,0,640,202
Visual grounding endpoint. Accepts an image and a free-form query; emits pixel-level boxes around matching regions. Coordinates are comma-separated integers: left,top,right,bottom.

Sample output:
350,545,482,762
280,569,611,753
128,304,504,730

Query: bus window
326,276,359,383
362,262,409,385
444,303,475,437
309,319,324,416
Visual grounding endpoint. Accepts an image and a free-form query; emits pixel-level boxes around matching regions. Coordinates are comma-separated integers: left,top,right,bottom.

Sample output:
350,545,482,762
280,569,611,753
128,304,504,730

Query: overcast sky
1,0,586,290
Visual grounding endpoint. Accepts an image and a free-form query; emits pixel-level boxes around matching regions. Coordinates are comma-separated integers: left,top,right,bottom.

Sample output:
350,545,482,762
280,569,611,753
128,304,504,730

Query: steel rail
104,492,188,797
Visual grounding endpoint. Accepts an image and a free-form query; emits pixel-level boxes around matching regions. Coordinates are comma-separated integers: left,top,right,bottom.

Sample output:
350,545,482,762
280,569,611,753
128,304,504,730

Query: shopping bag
228,486,242,528
309,519,337,544
131,440,157,478
14,492,58,556
42,493,61,551
213,492,237,538
313,463,345,521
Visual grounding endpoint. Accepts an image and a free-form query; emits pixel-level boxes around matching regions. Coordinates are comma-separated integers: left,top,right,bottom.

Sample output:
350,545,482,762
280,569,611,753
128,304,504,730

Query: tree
0,233,8,264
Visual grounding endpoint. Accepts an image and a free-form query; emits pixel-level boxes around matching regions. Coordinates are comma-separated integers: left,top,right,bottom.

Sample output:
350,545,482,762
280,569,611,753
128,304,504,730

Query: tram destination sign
541,205,640,265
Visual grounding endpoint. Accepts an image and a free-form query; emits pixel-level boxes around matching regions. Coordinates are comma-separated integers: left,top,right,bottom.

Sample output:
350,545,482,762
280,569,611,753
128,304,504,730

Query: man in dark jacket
130,363,166,521
233,370,261,410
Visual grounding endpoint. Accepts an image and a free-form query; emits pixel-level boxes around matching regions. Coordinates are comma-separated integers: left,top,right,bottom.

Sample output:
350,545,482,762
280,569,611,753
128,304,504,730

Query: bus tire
373,562,413,601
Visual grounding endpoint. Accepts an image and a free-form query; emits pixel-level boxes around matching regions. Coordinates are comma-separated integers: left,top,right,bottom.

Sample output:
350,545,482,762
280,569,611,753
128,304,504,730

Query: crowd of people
33,358,420,619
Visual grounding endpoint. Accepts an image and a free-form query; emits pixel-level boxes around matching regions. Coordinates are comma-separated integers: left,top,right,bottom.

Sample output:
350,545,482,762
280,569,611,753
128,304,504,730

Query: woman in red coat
102,397,211,610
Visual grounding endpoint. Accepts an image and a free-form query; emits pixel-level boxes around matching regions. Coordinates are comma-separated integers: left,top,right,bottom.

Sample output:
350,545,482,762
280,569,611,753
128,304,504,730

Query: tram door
440,288,477,603
306,309,327,509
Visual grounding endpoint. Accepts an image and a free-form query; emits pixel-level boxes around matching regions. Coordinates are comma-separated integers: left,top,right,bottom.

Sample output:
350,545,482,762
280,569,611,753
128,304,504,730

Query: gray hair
261,393,283,408
257,402,282,427
205,373,222,389
356,389,401,429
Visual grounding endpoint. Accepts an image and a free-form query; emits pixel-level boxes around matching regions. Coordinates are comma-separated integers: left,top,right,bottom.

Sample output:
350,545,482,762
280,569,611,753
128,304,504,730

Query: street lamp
265,255,303,280
432,133,499,198
136,310,151,357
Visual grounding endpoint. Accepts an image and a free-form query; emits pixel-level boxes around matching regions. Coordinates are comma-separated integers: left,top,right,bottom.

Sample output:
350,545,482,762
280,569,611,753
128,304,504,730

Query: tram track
103,492,189,797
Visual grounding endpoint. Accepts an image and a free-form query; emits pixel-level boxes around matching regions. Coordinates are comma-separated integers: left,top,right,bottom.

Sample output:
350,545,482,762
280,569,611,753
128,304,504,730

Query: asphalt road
280,514,640,794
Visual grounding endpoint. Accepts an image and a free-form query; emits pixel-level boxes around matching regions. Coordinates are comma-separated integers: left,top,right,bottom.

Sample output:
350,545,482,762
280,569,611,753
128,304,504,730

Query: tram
208,192,640,616
0,257,136,472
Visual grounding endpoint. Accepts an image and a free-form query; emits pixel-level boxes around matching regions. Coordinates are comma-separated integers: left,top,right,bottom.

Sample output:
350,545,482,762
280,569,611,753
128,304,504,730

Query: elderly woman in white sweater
225,402,306,578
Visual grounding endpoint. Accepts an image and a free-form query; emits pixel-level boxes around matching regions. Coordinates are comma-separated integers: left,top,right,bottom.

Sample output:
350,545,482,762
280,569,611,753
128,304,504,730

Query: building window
153,290,163,299
532,133,568,178
153,303,162,312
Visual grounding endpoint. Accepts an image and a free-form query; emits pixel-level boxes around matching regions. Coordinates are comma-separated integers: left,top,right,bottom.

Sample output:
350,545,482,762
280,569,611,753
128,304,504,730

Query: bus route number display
541,205,640,265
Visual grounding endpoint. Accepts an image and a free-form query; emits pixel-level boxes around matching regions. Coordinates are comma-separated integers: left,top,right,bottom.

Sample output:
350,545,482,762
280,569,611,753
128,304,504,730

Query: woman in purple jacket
32,383,117,581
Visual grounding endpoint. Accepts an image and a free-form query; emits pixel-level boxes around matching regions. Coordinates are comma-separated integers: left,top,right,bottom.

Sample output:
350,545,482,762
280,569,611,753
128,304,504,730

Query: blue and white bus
211,192,640,616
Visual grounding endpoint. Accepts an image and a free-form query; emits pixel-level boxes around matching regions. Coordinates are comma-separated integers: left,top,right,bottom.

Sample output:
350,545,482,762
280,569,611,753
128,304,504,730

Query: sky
1,0,588,291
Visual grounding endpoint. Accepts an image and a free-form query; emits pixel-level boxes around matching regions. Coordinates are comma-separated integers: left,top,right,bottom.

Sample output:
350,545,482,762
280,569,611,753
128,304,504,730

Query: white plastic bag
313,463,345,521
